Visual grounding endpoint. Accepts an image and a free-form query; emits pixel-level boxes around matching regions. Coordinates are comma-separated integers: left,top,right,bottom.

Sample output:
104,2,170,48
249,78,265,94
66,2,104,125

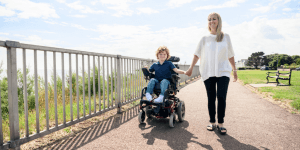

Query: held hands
185,68,193,77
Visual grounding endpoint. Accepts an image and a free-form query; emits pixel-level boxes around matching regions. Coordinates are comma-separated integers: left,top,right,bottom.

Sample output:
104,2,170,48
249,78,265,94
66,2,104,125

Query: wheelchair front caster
169,113,176,128
138,110,145,123
145,106,152,118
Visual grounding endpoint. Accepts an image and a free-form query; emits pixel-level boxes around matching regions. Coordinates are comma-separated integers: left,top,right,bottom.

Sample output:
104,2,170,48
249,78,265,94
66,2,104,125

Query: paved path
48,78,300,150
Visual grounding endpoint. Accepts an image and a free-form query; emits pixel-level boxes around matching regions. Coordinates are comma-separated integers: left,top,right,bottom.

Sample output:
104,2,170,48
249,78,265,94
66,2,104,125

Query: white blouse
194,33,235,82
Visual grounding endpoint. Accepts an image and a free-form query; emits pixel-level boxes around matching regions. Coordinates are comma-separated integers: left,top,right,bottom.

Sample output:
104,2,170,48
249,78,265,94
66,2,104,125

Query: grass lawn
237,70,300,111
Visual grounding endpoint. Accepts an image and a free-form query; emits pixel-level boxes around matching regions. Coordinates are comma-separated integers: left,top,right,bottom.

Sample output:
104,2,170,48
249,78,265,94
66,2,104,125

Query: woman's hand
185,68,193,76
233,71,238,82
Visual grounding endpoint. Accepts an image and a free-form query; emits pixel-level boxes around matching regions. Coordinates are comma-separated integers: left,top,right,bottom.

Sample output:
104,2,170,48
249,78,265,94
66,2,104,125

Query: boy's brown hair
156,46,171,60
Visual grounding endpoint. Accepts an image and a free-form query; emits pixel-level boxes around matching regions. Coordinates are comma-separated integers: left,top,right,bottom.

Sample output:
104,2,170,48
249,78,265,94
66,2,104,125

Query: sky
0,0,300,68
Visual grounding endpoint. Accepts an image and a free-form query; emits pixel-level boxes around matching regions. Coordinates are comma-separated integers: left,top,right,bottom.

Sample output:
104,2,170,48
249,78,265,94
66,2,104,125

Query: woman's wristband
233,70,237,72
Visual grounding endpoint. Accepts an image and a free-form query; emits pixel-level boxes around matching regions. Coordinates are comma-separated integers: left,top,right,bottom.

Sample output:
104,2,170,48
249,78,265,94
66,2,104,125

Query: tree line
246,52,300,69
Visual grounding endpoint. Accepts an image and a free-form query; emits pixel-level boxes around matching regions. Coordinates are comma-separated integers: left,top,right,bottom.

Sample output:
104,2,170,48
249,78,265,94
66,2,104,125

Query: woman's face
208,14,218,31
158,51,167,61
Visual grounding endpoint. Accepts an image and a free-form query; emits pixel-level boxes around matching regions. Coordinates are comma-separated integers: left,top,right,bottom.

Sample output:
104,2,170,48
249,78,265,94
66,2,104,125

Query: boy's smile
158,51,167,64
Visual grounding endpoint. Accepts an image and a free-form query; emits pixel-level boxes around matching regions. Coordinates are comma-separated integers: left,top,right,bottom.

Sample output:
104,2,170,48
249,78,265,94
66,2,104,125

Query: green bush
1,68,35,119
0,78,8,119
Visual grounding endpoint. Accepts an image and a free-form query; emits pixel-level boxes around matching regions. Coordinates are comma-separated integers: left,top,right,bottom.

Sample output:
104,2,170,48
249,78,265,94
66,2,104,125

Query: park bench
266,68,292,86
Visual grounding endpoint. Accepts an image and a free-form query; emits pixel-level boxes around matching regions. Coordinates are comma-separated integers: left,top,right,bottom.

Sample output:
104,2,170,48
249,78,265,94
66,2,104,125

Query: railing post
5,41,20,150
117,55,122,114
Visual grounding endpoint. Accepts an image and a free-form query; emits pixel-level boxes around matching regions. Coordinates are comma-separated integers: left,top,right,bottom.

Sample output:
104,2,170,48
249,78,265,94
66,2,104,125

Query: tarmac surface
48,78,300,150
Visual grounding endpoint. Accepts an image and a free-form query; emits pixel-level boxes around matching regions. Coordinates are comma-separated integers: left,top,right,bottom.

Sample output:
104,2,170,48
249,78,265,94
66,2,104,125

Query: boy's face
158,51,167,61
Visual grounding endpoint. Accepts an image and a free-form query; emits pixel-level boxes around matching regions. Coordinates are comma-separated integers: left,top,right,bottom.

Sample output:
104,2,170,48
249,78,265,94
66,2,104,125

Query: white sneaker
146,93,152,101
154,95,164,103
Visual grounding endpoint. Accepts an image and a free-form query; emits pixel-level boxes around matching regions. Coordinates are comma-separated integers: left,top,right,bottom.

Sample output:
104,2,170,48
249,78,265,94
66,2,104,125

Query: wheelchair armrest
171,74,180,84
142,68,150,76
142,68,154,80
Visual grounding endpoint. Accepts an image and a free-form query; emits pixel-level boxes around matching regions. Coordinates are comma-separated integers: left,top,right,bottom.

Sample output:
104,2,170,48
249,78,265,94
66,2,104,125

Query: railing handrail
1,40,157,61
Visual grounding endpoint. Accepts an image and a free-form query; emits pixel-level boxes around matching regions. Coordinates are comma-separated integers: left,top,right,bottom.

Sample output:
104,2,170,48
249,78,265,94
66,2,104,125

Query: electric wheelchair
138,56,185,128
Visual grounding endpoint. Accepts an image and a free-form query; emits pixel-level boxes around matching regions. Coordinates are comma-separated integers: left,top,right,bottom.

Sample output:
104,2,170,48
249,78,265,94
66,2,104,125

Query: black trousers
204,76,230,124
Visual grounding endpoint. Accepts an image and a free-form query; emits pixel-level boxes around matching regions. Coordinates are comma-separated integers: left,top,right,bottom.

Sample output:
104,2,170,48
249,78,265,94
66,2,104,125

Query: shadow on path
213,130,265,150
139,118,213,150
37,105,141,150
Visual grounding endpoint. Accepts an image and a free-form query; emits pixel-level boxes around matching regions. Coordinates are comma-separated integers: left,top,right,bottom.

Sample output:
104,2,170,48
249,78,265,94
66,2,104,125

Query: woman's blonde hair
156,46,171,60
208,12,224,42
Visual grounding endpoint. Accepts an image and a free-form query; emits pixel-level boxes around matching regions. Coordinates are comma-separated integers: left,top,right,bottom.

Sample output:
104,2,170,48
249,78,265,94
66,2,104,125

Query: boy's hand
144,66,148,68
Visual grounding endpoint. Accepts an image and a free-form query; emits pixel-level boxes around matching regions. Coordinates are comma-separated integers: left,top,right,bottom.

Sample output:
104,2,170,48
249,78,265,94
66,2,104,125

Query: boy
145,46,186,103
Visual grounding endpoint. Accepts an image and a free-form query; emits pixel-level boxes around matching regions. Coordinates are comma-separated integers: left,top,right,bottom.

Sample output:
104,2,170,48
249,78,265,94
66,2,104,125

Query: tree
292,55,300,62
246,52,265,69
296,58,300,65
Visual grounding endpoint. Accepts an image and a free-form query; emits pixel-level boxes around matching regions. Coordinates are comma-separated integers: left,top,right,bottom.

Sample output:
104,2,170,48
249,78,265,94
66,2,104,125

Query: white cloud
70,14,87,18
90,24,206,62
71,24,89,30
194,0,246,10
0,5,15,16
88,15,300,64
94,0,146,17
168,0,195,8
282,8,292,11
250,5,272,13
61,22,68,26
44,20,58,25
0,32,9,35
22,35,58,46
45,20,89,31
0,0,59,19
99,0,131,5
223,16,300,61
13,34,26,37
250,0,292,13
95,24,152,40
35,30,55,34
99,0,134,17
56,0,66,3
137,7,159,14
57,0,104,14
91,0,98,5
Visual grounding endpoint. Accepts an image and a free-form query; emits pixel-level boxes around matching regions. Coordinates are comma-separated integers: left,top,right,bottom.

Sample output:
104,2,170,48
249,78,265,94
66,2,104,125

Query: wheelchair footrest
140,100,162,106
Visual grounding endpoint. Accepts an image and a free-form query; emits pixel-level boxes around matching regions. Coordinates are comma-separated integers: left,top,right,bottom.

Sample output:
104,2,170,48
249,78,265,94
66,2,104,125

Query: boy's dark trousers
204,76,230,124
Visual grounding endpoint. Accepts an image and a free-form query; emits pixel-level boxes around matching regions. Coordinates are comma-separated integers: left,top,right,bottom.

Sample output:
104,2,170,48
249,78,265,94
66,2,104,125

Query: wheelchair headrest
167,56,180,62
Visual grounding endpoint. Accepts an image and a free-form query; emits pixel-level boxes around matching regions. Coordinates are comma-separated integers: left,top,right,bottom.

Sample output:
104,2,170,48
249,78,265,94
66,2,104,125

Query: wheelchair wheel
138,110,145,124
169,113,176,128
177,101,185,122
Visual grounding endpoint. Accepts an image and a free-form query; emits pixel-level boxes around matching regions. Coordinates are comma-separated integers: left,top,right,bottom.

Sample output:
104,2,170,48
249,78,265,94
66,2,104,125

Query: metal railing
0,40,200,149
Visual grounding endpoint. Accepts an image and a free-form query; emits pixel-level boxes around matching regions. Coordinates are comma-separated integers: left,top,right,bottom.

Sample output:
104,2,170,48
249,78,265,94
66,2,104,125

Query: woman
185,12,238,135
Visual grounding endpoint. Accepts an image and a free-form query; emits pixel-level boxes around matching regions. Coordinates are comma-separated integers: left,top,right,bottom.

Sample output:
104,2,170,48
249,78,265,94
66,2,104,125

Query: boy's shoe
146,93,152,101
154,95,164,103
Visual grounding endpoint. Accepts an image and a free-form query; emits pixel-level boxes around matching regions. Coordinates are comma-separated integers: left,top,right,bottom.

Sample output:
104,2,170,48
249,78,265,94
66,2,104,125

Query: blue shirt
149,60,176,81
